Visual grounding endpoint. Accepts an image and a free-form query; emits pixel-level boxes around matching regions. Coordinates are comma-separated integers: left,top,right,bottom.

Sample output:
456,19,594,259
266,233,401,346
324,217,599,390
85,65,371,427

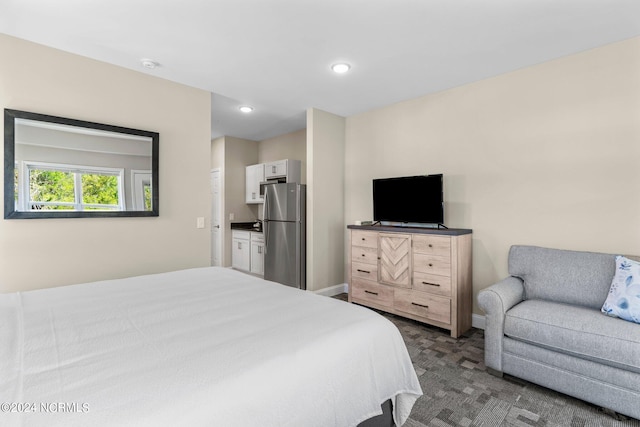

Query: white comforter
0,267,422,427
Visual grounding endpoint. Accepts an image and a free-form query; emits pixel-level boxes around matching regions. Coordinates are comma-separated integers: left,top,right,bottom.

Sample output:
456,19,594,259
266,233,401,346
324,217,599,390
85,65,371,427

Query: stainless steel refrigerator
263,183,306,290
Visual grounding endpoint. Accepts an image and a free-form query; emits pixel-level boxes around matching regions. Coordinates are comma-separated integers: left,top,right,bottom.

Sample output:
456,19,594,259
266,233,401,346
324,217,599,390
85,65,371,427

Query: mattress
0,267,422,426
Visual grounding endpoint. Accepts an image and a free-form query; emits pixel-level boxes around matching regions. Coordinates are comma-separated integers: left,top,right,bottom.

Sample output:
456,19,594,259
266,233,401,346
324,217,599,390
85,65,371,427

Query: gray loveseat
478,245,640,420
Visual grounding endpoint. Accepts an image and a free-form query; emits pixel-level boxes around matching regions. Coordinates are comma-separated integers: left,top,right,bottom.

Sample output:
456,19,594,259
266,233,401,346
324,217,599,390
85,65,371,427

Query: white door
211,169,222,266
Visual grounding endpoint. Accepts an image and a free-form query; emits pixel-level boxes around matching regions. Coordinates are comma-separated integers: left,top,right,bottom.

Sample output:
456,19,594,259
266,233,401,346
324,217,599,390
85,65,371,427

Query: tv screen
373,174,443,224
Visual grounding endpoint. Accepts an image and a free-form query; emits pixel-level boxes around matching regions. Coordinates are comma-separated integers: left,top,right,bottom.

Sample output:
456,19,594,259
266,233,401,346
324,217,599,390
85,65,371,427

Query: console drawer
351,279,393,307
412,235,450,256
412,271,452,296
413,253,451,276
352,231,378,249
351,246,378,265
352,261,378,282
394,288,451,324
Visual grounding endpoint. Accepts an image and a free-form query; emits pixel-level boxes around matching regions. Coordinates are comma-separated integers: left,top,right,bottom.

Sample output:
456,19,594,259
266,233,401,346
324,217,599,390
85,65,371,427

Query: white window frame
130,169,152,211
19,161,126,212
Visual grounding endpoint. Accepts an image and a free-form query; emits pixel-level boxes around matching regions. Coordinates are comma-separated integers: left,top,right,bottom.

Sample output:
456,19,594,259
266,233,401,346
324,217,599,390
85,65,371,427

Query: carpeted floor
333,294,640,427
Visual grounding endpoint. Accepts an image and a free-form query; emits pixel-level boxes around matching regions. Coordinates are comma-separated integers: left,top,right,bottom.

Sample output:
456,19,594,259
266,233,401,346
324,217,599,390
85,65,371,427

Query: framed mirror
4,109,159,219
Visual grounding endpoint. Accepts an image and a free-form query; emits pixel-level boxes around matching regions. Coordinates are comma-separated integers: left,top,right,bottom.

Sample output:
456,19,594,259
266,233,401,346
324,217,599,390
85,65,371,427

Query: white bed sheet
0,267,422,427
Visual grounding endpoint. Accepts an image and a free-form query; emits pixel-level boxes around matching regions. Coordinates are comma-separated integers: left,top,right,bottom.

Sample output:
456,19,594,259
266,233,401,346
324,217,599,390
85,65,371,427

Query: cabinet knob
428,263,433,267
361,254,365,257
428,244,433,248
362,238,365,241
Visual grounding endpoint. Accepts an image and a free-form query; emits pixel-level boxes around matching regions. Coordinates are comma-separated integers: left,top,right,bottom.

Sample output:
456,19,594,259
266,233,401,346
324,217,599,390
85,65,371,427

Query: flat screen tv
373,174,443,225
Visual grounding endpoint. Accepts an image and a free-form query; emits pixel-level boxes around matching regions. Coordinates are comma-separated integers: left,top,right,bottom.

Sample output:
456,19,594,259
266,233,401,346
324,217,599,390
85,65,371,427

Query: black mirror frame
4,109,159,219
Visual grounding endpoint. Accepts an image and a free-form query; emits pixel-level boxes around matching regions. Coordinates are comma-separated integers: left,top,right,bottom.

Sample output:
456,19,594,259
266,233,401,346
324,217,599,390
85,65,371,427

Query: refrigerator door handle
263,190,269,254
263,221,269,254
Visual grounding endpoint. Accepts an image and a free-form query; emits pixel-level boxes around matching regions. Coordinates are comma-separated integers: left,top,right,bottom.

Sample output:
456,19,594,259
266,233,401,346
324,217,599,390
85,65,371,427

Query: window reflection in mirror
4,109,159,219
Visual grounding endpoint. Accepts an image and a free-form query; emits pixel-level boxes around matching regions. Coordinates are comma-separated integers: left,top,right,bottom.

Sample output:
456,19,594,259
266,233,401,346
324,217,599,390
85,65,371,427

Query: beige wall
307,108,346,292
258,129,307,184
345,37,640,313
211,137,225,171
221,136,259,266
0,34,212,292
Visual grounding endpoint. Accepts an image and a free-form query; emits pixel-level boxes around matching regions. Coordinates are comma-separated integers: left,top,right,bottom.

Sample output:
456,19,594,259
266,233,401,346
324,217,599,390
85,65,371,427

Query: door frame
211,168,222,266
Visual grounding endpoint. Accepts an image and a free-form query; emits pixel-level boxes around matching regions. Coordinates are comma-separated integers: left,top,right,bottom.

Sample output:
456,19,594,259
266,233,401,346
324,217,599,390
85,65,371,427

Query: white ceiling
2,0,640,141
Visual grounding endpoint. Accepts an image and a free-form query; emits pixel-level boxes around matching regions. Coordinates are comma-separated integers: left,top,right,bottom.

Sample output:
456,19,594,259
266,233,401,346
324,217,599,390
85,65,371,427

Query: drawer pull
422,281,440,287
362,238,366,241
364,290,379,296
361,254,365,257
411,302,429,309
428,244,433,248
428,263,433,267
357,269,371,274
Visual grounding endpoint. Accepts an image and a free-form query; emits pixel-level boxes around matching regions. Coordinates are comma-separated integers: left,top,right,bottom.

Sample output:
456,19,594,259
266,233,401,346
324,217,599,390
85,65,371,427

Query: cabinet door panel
264,160,287,178
250,242,264,275
245,164,264,204
379,234,411,288
232,238,250,271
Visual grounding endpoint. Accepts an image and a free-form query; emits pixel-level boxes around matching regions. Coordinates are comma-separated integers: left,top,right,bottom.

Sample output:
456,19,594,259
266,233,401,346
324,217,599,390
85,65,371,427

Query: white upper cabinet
245,163,265,204
246,159,301,205
264,160,288,178
264,159,301,183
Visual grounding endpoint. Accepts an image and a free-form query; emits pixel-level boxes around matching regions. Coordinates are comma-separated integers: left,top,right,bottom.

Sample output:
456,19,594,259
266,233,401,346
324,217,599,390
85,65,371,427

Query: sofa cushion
602,256,640,324
508,245,615,309
504,300,640,374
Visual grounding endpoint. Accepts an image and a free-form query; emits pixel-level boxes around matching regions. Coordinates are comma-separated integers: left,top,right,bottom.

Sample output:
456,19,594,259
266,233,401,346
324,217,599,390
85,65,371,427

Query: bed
0,267,422,426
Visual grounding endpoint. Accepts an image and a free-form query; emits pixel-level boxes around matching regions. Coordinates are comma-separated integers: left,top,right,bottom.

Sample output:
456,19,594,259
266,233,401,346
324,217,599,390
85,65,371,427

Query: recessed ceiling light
239,106,254,113
331,63,351,74
140,58,160,69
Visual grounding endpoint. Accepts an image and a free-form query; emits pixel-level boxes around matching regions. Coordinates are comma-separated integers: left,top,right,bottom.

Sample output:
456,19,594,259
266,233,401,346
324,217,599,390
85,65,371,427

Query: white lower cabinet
232,231,251,271
232,230,264,276
250,233,265,276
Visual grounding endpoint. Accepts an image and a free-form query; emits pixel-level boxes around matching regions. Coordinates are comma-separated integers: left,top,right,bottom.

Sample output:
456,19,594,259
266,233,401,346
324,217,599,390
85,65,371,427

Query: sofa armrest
477,276,525,372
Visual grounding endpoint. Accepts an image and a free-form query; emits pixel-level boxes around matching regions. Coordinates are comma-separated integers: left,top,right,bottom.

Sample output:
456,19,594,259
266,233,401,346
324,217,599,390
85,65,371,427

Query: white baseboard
313,283,348,297
472,313,485,330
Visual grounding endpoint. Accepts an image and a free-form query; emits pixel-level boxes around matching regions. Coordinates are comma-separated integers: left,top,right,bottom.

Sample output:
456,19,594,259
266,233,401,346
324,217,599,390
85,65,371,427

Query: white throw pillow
601,255,640,324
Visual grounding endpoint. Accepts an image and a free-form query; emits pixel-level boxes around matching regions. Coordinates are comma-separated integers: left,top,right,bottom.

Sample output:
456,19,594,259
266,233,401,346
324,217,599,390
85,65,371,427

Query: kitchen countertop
230,222,262,232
